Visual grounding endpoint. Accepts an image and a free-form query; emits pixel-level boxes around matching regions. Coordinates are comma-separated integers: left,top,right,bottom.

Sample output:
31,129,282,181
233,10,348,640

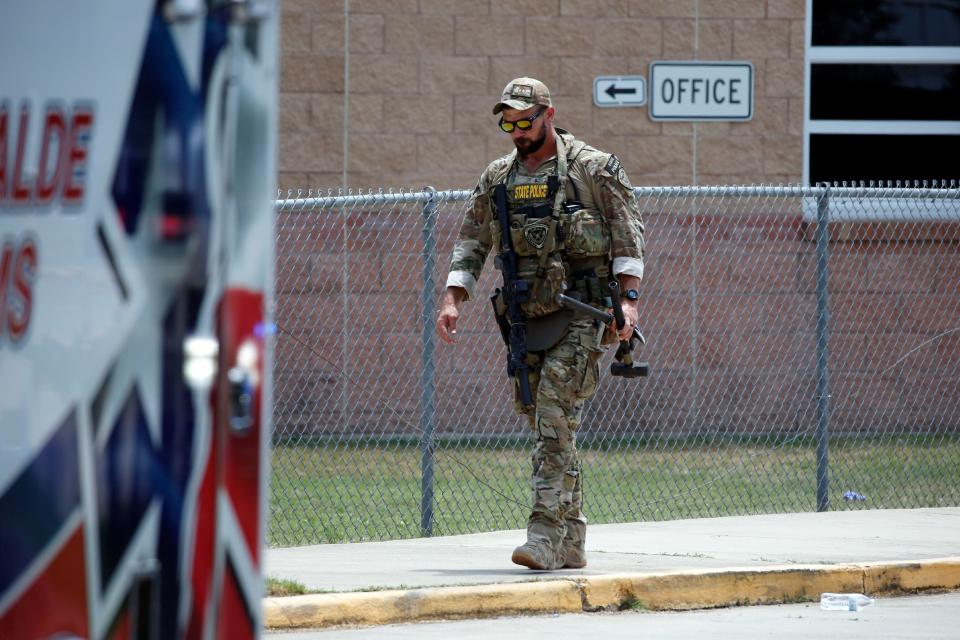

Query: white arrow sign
593,75,647,108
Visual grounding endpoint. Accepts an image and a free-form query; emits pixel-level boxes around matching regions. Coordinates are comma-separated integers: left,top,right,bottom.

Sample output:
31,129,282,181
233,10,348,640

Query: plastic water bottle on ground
820,593,874,611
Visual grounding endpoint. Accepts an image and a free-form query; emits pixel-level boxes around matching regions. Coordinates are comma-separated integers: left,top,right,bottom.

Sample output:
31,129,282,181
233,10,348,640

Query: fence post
420,187,438,536
815,186,831,512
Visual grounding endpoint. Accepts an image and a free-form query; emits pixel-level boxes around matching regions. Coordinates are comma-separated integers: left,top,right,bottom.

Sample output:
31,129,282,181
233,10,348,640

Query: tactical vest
489,135,612,320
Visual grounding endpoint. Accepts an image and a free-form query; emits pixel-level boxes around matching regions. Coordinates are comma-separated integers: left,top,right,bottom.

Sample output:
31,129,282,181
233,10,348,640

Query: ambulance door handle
227,366,253,433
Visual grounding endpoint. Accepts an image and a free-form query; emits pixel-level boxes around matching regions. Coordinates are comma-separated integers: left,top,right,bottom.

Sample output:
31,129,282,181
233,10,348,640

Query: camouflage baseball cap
492,77,552,114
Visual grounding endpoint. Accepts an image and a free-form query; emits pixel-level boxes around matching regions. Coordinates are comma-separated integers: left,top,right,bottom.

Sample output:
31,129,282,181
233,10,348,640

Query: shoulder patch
604,154,621,176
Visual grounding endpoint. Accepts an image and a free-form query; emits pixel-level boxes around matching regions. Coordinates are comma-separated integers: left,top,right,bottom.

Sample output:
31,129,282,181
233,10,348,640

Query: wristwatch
623,288,639,301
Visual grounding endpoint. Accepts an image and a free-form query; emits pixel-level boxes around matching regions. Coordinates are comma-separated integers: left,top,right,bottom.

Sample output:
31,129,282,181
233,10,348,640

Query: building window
804,0,960,185
813,0,960,47
811,64,960,120
809,133,960,184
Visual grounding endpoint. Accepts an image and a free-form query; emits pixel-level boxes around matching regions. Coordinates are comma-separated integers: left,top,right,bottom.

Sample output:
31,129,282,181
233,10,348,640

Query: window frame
803,1,960,186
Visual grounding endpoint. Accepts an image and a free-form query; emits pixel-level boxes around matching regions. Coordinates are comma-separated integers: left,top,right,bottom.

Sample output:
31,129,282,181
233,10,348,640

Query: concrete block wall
278,0,806,193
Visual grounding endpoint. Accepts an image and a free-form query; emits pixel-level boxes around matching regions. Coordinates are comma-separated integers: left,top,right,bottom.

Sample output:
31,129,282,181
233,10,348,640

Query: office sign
593,75,647,107
649,62,753,121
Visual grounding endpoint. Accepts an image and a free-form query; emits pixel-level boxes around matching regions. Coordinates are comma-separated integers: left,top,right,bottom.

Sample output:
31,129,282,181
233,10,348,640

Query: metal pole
815,186,831,512
420,187,437,536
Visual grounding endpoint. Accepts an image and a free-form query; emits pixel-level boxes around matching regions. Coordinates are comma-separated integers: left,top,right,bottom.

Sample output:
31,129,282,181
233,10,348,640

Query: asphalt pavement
267,591,960,639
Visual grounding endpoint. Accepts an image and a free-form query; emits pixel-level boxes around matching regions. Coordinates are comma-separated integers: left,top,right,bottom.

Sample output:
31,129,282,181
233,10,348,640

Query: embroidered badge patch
524,223,549,249
511,83,534,98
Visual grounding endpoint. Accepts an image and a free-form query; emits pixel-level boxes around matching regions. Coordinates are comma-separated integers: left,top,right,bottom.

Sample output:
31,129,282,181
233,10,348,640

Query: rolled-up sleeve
596,159,645,280
613,256,644,279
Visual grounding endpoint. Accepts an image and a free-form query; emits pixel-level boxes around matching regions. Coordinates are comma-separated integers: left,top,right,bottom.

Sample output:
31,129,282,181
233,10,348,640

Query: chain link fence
270,185,960,547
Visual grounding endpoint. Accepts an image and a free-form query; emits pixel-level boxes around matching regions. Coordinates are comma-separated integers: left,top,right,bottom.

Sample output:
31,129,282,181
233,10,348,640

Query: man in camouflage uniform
436,78,645,571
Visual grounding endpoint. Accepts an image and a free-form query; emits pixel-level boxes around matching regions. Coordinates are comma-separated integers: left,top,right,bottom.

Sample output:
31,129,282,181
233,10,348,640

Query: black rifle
491,184,534,406
556,282,648,378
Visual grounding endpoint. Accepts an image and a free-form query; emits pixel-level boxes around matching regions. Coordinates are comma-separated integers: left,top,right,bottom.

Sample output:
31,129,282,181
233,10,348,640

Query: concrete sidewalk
263,508,960,630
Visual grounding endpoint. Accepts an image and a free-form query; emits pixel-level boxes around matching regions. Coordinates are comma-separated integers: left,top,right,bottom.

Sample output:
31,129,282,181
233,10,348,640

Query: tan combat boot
559,518,587,568
559,544,586,569
511,541,558,570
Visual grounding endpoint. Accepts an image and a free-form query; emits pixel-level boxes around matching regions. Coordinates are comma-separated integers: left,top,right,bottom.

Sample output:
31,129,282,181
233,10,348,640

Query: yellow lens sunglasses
499,108,545,133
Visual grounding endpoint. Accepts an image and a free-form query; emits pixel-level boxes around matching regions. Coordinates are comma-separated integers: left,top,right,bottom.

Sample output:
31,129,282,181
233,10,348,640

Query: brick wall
279,0,806,192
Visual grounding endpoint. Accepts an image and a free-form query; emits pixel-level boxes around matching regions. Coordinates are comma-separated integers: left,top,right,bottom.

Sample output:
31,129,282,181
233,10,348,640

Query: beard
514,130,547,158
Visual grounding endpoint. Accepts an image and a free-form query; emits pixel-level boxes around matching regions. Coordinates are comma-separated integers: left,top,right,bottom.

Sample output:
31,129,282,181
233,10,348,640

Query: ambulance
0,1,277,637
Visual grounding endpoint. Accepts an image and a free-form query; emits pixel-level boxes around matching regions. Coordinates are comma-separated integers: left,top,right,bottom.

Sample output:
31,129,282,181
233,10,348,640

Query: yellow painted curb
581,565,864,611
263,557,960,630
264,580,582,629
863,557,960,594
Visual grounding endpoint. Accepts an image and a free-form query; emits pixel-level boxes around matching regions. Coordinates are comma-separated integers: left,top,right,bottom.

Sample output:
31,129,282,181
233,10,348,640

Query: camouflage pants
515,317,607,567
